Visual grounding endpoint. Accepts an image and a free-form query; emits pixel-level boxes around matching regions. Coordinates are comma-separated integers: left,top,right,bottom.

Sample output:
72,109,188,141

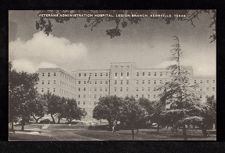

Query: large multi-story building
37,62,216,120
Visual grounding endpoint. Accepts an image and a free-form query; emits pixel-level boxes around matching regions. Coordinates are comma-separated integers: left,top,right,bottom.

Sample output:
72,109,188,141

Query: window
105,88,107,92
136,87,138,91
105,80,108,84
48,73,50,77
100,88,102,91
200,95,202,98
78,88,81,91
160,80,162,84
42,73,45,76
160,72,162,76
143,72,145,76
136,80,139,84
95,73,97,77
212,87,215,91
148,94,150,98
207,80,209,83
95,81,97,84
127,72,129,77
41,88,44,92
154,80,156,84
53,88,55,92
121,72,123,77
126,87,128,92
142,87,144,91
136,95,138,98
78,81,81,84
100,73,102,76
194,80,197,83
120,87,123,92
83,95,86,98
148,80,150,84
154,72,156,76
79,73,81,77
137,72,139,76
42,80,44,84
47,88,49,92
142,94,144,98
94,94,96,98
213,80,215,83
78,94,80,98
48,80,50,84
115,73,117,77
126,80,129,85
148,87,150,91
83,101,85,105
114,87,117,92
84,81,86,84
142,80,145,84
54,72,56,76
54,80,56,84
148,72,151,76
207,87,209,91
94,88,97,91
200,80,203,83
121,80,123,85
84,73,86,77
106,73,108,76
84,88,86,91
114,80,117,85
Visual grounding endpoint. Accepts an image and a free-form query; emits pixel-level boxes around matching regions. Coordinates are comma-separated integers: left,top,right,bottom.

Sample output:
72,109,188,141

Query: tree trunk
11,122,14,131
57,117,61,124
136,128,139,134
131,129,134,140
157,124,160,133
108,120,113,130
21,119,25,131
183,125,187,140
202,125,208,137
51,114,55,124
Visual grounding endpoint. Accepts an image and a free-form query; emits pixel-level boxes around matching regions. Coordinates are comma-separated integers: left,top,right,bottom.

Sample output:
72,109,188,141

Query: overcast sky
9,10,216,76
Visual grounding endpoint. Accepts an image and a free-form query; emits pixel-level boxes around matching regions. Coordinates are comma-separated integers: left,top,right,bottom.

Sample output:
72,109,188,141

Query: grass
8,124,216,141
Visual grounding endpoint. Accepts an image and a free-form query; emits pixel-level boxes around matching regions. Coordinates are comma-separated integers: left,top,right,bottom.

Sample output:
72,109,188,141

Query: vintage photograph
8,10,216,141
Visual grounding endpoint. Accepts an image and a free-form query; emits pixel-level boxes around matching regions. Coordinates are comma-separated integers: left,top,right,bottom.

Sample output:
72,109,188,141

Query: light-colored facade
37,62,216,120
36,68,76,99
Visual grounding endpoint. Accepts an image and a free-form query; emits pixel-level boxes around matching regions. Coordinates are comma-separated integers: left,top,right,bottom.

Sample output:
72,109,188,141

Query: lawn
8,124,216,141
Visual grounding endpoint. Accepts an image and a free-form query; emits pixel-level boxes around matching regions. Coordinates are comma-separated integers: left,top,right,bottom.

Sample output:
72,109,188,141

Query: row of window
78,87,108,92
41,80,57,85
76,79,167,85
193,80,216,84
41,72,57,77
78,72,108,77
136,80,165,84
136,71,166,77
78,80,108,85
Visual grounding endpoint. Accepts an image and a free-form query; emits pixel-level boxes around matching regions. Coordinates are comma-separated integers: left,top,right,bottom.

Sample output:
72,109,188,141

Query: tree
9,64,39,130
35,10,216,42
29,94,46,123
156,36,203,140
93,95,123,129
44,92,62,124
63,98,86,123
120,97,146,140
138,97,154,115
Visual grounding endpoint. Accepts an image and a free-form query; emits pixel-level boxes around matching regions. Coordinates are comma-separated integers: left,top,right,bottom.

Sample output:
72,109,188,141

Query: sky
9,10,216,76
